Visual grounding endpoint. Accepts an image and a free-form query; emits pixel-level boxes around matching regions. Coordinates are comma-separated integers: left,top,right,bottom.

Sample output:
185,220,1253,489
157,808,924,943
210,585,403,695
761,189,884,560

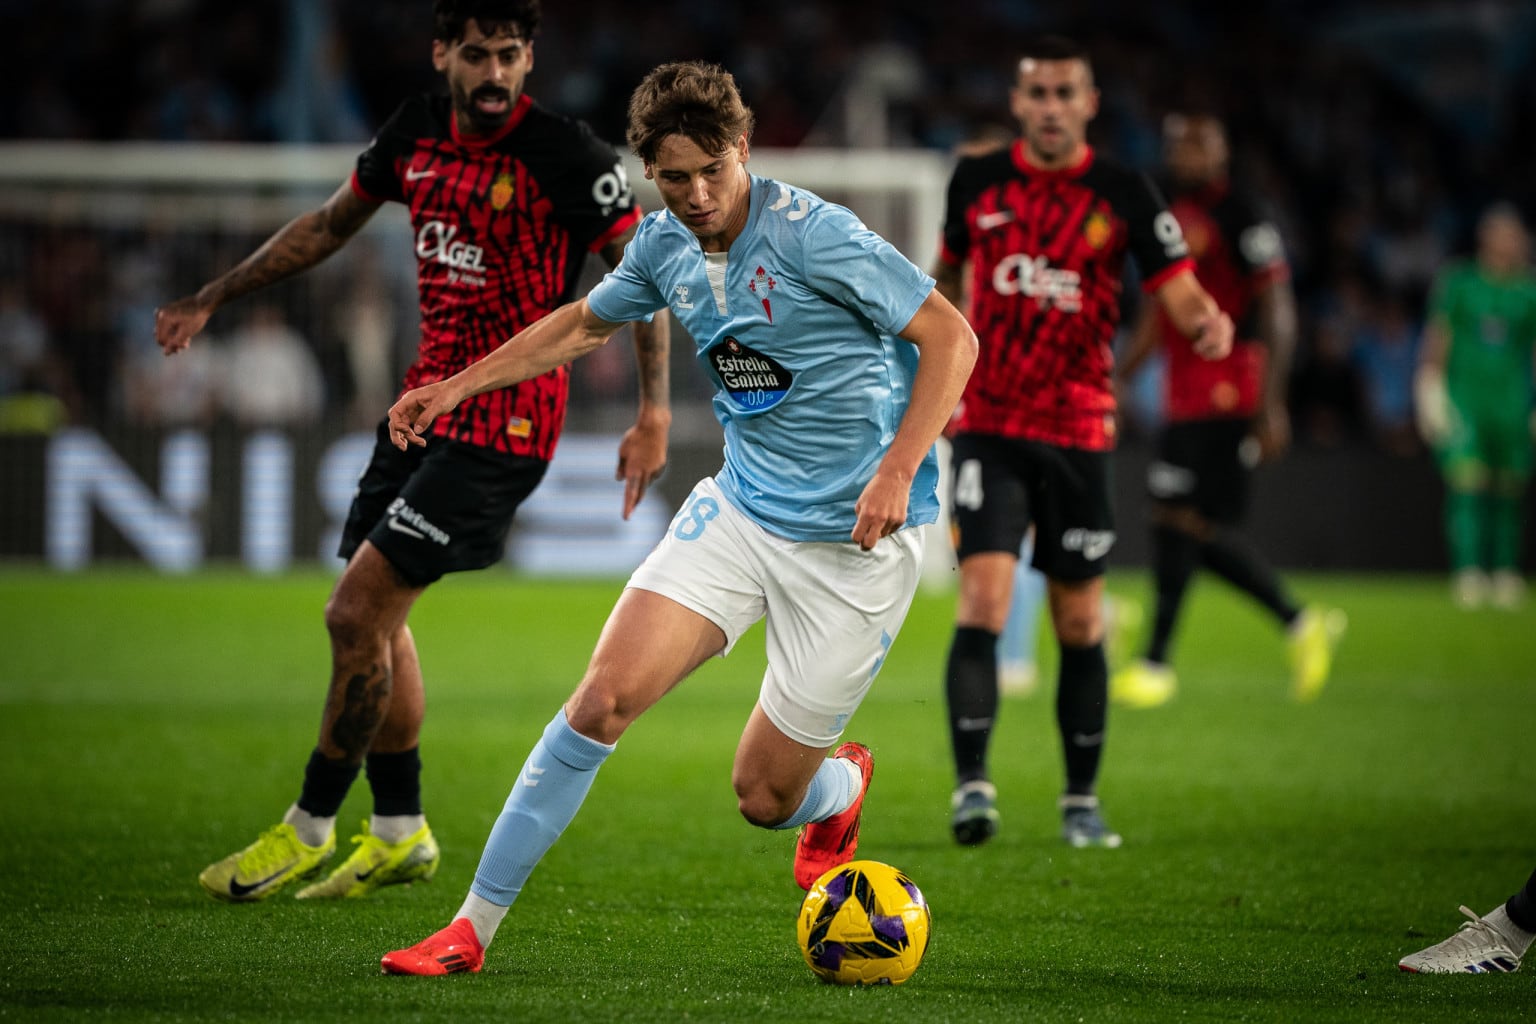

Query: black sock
366,748,423,816
946,626,999,784
1147,524,1199,664
1199,533,1301,625
1057,641,1107,796
1507,868,1536,933
296,748,362,818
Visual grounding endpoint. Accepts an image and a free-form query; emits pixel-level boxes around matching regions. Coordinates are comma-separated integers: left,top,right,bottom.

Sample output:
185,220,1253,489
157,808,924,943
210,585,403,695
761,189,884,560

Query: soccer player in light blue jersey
377,61,978,975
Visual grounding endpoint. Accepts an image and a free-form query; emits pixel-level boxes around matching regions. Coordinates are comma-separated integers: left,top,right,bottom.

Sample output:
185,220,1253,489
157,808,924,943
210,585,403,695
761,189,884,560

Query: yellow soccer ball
796,860,931,985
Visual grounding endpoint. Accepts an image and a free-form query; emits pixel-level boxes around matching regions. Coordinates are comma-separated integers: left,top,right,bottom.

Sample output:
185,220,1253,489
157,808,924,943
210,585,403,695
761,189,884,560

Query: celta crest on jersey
991,253,1083,312
709,335,792,412
749,265,777,323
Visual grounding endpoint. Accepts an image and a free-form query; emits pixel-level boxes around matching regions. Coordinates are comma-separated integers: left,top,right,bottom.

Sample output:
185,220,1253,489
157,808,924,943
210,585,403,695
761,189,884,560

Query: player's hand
1413,366,1450,444
387,380,464,451
1252,404,1291,461
1191,311,1234,361
154,296,213,356
615,411,670,520
851,467,911,551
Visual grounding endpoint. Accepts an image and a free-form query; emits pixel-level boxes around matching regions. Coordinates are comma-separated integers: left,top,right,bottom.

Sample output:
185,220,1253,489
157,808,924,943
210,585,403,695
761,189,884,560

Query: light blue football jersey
586,174,938,542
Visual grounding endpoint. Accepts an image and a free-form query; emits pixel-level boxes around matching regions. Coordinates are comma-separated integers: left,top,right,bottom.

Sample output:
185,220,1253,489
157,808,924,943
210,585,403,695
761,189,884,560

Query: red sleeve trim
938,237,963,267
349,170,388,204
589,206,643,253
1142,258,1195,294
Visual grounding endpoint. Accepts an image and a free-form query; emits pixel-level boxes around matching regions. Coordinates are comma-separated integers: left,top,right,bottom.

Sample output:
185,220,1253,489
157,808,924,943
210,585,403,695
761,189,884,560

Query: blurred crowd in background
2,0,1535,452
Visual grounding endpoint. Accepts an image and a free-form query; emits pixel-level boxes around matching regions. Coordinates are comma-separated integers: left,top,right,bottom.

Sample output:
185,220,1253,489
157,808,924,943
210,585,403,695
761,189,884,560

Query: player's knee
323,594,376,651
955,592,1011,634
1153,503,1209,539
563,681,635,746
1053,610,1102,647
1447,462,1490,491
734,779,796,828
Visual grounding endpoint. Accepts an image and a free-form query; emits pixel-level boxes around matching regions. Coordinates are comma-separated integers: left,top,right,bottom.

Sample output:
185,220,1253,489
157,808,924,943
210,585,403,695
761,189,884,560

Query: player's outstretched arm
599,225,673,518
851,288,978,551
615,314,672,520
1252,278,1298,459
387,298,625,450
154,181,380,355
1155,271,1234,361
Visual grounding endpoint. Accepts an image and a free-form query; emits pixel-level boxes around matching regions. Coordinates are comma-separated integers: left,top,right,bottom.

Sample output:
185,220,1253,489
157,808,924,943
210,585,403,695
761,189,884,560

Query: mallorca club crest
491,172,515,211
1082,210,1112,250
708,335,792,413
748,265,777,323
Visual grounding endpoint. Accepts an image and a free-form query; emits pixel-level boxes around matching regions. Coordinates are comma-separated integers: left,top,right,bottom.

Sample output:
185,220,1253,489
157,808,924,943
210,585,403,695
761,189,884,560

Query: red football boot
792,742,873,890
380,918,484,976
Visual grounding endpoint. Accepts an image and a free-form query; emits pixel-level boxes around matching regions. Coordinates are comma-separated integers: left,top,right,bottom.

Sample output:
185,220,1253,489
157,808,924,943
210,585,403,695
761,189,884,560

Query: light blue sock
771,756,860,830
469,709,615,907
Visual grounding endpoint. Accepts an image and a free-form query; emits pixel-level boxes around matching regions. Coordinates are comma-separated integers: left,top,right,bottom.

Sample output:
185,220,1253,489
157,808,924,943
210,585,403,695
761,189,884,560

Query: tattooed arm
155,181,382,355
599,226,672,519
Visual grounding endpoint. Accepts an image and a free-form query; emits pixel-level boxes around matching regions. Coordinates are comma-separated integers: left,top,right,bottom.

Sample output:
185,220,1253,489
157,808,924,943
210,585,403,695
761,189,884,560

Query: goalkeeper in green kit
1414,204,1536,609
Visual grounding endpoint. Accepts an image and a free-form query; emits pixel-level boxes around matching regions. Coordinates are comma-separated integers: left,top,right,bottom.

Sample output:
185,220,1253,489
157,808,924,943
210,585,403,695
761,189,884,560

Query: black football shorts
1146,418,1254,525
339,420,549,586
949,432,1115,582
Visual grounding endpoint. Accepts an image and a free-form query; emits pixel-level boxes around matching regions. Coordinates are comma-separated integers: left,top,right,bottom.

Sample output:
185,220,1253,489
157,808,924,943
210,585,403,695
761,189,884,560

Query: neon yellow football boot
295,821,439,899
199,823,335,902
1110,658,1177,709
1288,606,1347,703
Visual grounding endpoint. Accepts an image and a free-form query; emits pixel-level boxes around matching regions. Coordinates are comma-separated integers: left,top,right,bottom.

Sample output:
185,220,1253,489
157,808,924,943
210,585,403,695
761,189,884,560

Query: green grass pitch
0,569,1531,1022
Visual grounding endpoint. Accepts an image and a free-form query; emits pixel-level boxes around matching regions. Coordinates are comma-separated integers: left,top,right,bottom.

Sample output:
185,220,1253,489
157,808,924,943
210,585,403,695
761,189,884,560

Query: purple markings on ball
812,941,846,969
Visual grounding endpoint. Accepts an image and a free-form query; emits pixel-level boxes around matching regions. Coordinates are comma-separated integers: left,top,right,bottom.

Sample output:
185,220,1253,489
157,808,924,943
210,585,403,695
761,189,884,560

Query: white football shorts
626,476,925,748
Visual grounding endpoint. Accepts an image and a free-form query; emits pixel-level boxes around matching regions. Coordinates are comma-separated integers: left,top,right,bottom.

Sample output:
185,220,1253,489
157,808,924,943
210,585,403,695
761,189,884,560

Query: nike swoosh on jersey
405,168,436,181
976,211,1016,230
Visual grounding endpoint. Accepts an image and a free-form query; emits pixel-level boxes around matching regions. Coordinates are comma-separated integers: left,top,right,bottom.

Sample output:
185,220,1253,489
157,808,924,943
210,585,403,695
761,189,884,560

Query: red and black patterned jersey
1158,180,1289,421
351,93,641,458
940,142,1193,450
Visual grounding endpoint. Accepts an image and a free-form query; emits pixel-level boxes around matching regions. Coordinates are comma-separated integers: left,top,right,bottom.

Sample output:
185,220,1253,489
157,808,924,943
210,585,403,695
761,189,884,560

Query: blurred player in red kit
1111,112,1345,711
935,37,1232,849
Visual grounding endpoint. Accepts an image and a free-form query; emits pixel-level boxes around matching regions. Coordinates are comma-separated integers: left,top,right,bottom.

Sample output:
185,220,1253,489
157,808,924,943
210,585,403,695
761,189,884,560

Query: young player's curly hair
433,0,540,43
626,62,756,165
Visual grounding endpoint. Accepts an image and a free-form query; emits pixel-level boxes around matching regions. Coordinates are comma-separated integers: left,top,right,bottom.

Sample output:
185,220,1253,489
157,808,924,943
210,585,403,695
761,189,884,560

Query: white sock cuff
837,755,863,806
457,892,509,949
1486,904,1536,955
282,804,335,848
370,813,426,843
